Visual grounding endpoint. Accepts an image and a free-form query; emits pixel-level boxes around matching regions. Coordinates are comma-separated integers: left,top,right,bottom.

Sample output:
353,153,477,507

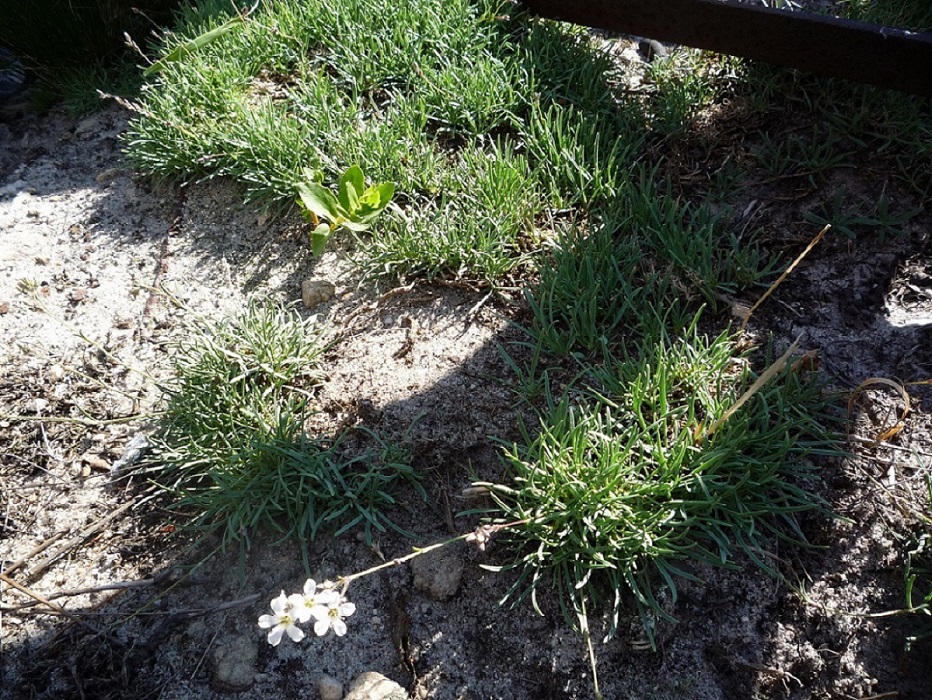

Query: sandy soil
2,54,932,700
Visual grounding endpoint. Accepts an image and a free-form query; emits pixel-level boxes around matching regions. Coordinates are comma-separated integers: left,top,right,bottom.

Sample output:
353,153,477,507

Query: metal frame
521,0,932,97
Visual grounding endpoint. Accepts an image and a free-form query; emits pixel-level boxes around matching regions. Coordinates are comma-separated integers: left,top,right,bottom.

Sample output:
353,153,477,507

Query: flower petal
338,601,356,618
293,604,313,623
270,591,290,615
258,614,277,629
303,579,318,596
310,605,330,621
286,623,305,642
332,618,347,636
314,618,331,636
316,589,339,606
267,625,285,646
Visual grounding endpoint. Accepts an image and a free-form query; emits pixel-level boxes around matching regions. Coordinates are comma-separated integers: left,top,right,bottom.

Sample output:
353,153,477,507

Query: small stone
0,301,9,314
74,114,100,136
95,168,121,183
302,279,336,309
409,545,465,601
638,38,668,62
81,453,110,472
35,255,49,265
69,288,87,303
316,673,344,700
26,209,39,218
212,634,259,692
344,672,409,700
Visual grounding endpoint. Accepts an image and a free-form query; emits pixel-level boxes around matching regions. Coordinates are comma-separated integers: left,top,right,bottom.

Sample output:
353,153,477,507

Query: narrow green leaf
145,19,243,76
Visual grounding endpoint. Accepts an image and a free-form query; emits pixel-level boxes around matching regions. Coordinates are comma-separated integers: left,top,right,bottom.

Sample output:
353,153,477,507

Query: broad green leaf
301,167,324,184
340,219,373,232
297,182,345,223
359,182,394,209
310,223,331,257
356,183,395,223
144,18,243,76
375,182,395,206
338,165,365,212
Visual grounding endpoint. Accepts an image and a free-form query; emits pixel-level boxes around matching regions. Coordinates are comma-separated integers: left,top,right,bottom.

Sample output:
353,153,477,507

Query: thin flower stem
580,596,604,700
335,520,526,594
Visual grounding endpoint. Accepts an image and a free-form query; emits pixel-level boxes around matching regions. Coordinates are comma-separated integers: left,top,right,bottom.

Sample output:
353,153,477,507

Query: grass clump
526,170,773,357
842,0,932,30
483,327,835,646
122,1,691,282
148,302,423,551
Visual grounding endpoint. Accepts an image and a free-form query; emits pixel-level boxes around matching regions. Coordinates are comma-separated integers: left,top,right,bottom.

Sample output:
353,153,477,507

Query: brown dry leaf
791,350,820,374
847,377,911,446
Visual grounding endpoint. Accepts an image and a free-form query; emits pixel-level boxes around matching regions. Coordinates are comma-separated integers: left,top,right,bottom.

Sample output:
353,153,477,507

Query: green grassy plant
804,184,920,241
524,167,773,357
735,65,932,202
905,478,932,650
526,223,679,356
147,302,423,552
750,127,855,187
481,327,836,646
126,1,724,282
643,51,740,137
842,0,932,30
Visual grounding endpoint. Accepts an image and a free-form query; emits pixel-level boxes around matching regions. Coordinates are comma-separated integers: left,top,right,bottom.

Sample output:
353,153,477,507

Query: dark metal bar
520,0,932,97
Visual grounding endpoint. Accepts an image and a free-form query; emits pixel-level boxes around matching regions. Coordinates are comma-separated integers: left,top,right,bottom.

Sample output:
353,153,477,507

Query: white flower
292,578,330,623
258,590,306,646
311,590,356,637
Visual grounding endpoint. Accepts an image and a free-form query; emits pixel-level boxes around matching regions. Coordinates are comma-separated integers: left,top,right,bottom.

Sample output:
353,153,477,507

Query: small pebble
95,168,121,183
316,673,343,700
301,278,336,309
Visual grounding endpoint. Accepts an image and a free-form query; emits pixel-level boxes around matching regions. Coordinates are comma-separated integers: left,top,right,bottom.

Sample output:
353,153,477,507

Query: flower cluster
258,579,356,646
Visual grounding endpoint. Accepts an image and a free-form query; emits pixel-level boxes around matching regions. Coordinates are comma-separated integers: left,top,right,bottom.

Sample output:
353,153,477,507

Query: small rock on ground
409,545,465,601
344,672,409,700
302,279,336,308
316,673,344,700
211,634,259,692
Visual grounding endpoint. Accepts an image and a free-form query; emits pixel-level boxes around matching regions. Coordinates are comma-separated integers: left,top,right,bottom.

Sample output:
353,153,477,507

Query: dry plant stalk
740,224,831,331
701,333,803,440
